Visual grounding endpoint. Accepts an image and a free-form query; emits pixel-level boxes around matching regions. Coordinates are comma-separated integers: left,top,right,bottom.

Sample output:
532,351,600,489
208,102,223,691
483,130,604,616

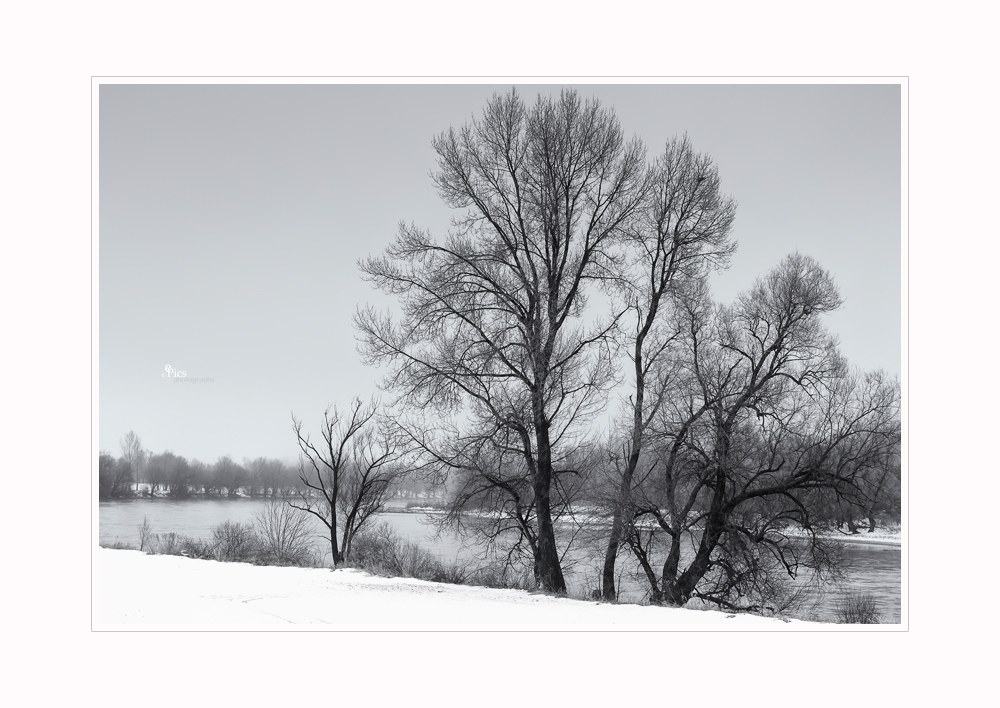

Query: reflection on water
99,498,900,623
803,542,901,623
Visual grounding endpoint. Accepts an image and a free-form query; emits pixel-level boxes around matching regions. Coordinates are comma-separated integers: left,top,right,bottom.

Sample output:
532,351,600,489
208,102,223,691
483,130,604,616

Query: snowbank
97,548,815,628
781,526,902,547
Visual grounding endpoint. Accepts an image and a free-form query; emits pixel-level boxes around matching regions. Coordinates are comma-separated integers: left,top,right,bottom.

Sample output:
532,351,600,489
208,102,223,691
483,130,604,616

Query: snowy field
98,548,823,628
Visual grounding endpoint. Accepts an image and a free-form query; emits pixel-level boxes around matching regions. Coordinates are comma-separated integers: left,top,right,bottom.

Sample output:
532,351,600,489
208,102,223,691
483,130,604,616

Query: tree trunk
603,300,656,600
661,533,681,588
330,503,343,566
331,530,343,567
602,452,640,600
636,556,663,604
601,511,625,601
534,422,566,594
662,472,727,606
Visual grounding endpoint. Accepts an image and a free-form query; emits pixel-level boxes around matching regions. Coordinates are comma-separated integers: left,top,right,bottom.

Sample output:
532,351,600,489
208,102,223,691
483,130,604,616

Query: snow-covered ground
98,548,822,628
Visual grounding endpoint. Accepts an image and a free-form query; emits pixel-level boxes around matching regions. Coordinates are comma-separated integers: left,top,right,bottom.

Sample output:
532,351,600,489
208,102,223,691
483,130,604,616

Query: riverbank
98,548,822,627
102,485,447,505
781,525,901,547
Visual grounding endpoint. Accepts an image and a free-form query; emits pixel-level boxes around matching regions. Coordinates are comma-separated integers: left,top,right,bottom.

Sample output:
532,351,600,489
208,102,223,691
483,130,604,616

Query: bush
464,561,535,591
433,561,469,585
251,500,316,566
132,529,212,558
836,593,882,624
123,512,538,591
212,520,259,562
138,516,154,552
156,532,183,555
179,537,216,559
352,523,453,582
124,506,317,568
351,523,536,590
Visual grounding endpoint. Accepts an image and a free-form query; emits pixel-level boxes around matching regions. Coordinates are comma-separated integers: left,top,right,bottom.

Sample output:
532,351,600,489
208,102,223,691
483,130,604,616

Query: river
98,497,901,623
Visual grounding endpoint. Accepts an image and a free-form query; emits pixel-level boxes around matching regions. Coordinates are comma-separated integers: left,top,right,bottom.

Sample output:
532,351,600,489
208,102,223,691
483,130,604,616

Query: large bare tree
599,134,737,600
614,254,901,610
356,88,648,592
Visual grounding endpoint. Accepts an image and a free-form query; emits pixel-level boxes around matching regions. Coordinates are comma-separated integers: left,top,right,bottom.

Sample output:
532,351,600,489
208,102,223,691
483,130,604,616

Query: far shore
781,525,901,547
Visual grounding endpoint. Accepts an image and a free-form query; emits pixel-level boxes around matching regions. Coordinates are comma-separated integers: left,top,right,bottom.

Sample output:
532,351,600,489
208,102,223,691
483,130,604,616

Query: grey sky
99,82,901,463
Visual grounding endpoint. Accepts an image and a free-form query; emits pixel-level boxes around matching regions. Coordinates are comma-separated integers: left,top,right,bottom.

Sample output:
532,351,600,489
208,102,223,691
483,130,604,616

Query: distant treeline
99,441,435,501
99,451,302,499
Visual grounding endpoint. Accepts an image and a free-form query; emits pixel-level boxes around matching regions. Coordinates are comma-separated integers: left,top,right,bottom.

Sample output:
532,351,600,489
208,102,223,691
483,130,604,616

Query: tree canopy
356,87,900,604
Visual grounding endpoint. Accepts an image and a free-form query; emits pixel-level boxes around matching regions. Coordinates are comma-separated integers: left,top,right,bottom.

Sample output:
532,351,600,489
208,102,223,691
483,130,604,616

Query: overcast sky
99,82,901,463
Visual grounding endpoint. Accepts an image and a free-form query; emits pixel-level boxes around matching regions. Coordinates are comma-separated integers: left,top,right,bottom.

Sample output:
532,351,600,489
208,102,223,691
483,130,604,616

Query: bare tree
120,431,144,494
250,457,289,498
188,459,210,494
214,456,246,497
291,398,403,566
613,254,901,610
813,449,901,534
244,457,268,497
356,88,648,593
857,454,902,532
146,451,192,497
272,460,302,498
599,134,737,600
145,455,164,494
99,452,133,498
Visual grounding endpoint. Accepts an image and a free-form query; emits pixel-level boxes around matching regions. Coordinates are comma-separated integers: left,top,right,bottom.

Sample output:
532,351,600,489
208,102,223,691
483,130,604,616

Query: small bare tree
291,398,403,566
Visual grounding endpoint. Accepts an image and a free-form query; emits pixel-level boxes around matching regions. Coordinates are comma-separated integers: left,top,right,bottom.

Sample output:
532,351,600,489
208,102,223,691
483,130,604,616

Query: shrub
179,537,216,559
433,561,469,585
351,524,539,590
251,499,316,566
352,523,449,581
138,516,154,552
141,532,211,557
124,507,316,568
156,532,183,555
212,520,259,562
465,561,535,591
361,524,545,589
836,593,882,624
